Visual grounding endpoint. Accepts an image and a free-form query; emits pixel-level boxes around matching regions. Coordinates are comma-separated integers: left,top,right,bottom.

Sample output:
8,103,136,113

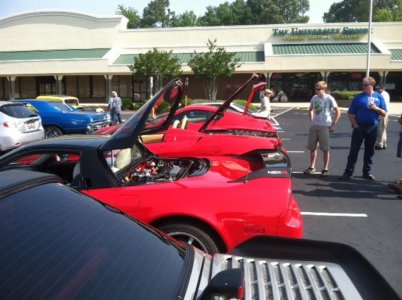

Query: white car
0,101,44,152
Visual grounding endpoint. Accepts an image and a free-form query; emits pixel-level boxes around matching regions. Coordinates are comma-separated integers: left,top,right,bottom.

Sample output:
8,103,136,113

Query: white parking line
301,212,368,217
272,107,294,117
292,171,319,175
287,151,305,154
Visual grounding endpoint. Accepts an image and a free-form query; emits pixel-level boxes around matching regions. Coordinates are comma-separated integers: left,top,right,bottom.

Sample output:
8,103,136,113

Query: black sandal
303,167,315,175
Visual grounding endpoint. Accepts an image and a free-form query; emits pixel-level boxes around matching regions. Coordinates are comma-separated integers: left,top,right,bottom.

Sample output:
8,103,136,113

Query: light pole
366,0,374,77
394,5,398,21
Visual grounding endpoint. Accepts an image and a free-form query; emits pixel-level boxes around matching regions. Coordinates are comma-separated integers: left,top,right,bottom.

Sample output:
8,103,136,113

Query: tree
198,0,309,26
128,48,182,93
323,0,402,23
141,0,172,27
323,0,369,22
116,0,310,28
170,11,199,27
115,5,141,28
198,1,250,26
188,39,241,100
275,0,309,23
246,0,285,24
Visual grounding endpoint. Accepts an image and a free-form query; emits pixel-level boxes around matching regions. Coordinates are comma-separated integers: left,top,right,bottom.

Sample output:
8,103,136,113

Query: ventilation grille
211,254,362,300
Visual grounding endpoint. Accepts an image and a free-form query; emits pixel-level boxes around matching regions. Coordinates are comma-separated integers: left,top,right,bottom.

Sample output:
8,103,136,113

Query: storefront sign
273,27,368,41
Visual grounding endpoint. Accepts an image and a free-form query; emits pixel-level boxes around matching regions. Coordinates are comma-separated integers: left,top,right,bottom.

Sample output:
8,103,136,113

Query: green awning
113,51,264,65
273,43,380,55
0,48,110,61
234,51,265,62
390,49,402,60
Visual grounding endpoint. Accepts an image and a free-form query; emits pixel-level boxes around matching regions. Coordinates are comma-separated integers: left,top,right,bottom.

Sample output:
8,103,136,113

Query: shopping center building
1,10,401,102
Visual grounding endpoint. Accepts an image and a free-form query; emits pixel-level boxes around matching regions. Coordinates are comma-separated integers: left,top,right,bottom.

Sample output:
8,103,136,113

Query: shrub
122,97,134,110
330,91,360,100
132,101,145,111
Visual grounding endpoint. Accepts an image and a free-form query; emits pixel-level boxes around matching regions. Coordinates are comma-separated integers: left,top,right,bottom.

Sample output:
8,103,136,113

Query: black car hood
198,73,264,132
100,78,184,151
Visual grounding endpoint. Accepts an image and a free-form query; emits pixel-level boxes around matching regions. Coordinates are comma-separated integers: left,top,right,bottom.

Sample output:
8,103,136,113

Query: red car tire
159,223,220,254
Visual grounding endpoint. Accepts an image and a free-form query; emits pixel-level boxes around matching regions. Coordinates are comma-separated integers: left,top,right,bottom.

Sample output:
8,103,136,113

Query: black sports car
0,169,399,300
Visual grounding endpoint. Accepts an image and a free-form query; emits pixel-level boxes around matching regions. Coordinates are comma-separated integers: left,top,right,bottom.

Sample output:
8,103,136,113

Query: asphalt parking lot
272,104,402,298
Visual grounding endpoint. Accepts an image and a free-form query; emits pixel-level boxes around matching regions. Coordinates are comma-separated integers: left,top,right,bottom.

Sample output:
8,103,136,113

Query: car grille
211,254,362,300
88,121,110,133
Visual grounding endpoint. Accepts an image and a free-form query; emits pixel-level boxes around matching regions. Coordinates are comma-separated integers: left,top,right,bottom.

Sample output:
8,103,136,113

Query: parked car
36,94,105,112
194,100,284,131
200,81,283,127
0,169,398,300
0,101,44,152
96,102,278,137
0,78,302,254
15,99,110,138
96,74,289,167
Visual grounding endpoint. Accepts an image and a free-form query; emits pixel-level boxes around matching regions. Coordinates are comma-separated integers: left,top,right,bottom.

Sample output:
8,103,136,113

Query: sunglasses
315,88,323,91
363,83,371,87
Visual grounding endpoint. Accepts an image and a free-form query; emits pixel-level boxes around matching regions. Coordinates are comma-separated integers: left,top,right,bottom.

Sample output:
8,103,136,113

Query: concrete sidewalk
272,102,402,116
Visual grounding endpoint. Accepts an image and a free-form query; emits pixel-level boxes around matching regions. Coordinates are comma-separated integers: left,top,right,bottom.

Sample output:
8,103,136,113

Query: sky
0,0,337,23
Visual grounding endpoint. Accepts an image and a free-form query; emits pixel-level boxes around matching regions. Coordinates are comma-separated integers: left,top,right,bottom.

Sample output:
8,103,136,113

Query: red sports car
195,80,284,130
0,78,302,254
97,74,290,168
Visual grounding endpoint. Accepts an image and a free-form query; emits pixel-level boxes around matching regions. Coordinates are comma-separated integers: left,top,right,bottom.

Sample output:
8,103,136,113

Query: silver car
0,101,44,152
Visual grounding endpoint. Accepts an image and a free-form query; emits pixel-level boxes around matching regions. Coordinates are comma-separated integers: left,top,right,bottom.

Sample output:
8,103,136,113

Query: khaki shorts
307,126,330,151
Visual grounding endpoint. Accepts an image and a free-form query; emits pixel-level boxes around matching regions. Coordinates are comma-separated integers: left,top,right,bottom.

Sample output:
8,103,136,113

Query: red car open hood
100,78,184,151
198,73,266,133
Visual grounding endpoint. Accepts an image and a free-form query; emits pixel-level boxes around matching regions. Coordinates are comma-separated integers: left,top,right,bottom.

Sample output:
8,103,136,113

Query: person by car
108,91,122,125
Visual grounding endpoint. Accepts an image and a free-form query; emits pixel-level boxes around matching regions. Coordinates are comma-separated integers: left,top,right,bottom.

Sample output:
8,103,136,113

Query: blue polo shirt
348,92,387,126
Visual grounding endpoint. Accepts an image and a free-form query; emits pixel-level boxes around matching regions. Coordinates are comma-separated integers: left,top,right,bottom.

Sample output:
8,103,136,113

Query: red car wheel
159,223,220,254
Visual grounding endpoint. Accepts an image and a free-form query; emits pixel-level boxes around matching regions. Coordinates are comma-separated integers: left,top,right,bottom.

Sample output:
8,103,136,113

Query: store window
328,72,379,92
65,76,78,96
270,73,321,102
92,76,106,98
0,77,9,100
15,77,36,98
77,76,90,98
36,76,56,95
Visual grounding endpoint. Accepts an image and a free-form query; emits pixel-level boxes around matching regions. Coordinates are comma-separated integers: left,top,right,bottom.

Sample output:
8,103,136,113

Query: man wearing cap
254,89,273,119
375,84,390,150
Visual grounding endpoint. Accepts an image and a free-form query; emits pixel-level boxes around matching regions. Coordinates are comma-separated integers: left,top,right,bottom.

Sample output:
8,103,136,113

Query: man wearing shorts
304,81,341,176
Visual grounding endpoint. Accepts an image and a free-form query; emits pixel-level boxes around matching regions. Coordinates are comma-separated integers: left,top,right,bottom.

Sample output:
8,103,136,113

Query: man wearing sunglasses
340,77,387,181
304,81,340,177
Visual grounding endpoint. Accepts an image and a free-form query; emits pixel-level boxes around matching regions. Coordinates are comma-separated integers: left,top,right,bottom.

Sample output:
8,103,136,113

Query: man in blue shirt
340,77,387,181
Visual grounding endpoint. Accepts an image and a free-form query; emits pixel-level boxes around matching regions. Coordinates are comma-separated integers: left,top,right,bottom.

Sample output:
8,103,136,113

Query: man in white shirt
253,89,273,119
304,81,341,176
375,84,390,150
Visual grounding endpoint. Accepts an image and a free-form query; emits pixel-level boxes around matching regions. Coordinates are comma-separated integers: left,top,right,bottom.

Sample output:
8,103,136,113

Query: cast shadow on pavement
291,173,397,201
